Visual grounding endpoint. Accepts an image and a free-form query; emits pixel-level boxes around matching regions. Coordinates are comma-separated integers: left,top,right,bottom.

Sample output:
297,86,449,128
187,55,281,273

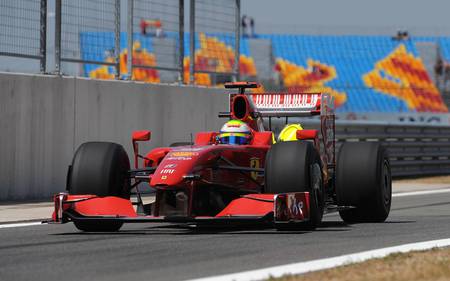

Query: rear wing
224,82,335,168
249,92,322,117
227,92,333,118
248,92,335,167
224,82,332,117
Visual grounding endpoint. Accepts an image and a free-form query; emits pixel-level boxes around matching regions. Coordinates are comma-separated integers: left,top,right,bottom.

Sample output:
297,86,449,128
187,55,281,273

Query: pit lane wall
0,72,226,200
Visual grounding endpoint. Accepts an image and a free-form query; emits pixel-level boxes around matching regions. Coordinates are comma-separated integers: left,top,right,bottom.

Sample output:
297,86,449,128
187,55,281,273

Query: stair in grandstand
415,41,439,84
441,90,450,109
152,37,179,83
247,38,274,82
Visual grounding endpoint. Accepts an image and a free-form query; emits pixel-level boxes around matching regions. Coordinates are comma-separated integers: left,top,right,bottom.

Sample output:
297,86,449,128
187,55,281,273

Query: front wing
50,192,311,226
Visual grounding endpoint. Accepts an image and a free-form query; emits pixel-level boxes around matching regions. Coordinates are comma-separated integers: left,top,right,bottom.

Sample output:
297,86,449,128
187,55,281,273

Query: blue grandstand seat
79,30,447,113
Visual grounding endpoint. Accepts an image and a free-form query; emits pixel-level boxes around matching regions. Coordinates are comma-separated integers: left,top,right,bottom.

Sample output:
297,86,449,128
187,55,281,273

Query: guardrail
336,121,450,177
271,119,450,178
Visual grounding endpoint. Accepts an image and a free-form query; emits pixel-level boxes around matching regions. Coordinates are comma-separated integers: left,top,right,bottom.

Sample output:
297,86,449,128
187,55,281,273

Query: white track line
186,238,450,281
0,222,43,229
393,188,450,197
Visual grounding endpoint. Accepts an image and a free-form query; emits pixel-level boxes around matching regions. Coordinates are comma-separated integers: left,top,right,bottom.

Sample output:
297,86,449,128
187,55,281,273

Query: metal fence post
234,0,240,82
114,0,121,79
178,0,185,84
39,0,47,73
189,0,195,85
54,0,62,74
127,0,133,80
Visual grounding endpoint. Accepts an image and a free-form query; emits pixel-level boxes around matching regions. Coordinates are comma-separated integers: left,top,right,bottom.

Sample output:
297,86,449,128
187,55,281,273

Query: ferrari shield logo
250,157,260,180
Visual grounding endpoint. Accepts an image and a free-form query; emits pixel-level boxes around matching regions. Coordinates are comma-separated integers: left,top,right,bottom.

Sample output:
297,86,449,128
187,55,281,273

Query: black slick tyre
67,142,131,232
336,142,391,223
265,141,324,230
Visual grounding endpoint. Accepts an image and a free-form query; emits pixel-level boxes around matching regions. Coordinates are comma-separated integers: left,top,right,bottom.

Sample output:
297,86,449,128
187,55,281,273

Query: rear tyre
336,142,391,223
67,142,131,232
265,141,324,230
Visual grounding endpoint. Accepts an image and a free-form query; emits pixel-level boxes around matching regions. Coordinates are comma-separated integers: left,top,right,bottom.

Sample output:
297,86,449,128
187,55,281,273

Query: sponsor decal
250,157,260,180
252,93,321,109
164,164,177,168
173,147,206,152
161,175,167,180
289,196,304,216
165,156,193,161
170,151,199,157
274,193,309,222
160,169,175,174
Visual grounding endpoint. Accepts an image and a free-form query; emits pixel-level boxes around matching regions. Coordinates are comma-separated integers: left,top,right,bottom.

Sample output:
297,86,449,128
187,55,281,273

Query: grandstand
82,32,450,114
257,34,448,113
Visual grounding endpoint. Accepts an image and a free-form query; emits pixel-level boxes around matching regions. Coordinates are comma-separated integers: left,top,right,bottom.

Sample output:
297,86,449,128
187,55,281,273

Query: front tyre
265,141,324,230
67,142,131,232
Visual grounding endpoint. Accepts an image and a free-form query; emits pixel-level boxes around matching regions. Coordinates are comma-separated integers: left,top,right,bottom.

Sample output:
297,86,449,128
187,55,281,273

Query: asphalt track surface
0,192,449,281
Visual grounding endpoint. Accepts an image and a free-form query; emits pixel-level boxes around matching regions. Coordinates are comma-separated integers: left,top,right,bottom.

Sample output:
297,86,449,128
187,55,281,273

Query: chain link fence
190,0,240,86
56,0,120,78
128,0,183,83
0,0,241,84
0,0,46,72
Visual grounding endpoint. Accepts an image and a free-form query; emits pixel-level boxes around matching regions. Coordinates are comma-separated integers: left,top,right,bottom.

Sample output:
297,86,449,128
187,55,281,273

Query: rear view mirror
132,130,151,142
132,130,151,168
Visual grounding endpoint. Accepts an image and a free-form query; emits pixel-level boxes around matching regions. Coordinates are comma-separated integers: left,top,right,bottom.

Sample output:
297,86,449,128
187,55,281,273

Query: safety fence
56,0,120,76
0,0,240,85
0,0,46,72
190,0,240,85
128,0,183,83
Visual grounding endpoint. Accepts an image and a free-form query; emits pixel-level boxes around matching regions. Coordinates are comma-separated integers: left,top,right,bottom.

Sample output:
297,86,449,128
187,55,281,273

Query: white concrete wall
0,73,226,200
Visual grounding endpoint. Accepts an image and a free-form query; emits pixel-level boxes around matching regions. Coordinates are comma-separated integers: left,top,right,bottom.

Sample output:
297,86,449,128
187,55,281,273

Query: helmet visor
218,135,250,145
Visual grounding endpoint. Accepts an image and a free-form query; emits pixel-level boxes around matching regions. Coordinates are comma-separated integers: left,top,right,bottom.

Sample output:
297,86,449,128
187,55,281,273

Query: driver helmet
218,120,252,145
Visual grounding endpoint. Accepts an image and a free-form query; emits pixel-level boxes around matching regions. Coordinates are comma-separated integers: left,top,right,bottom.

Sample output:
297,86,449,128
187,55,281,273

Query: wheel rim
311,163,323,209
382,160,391,206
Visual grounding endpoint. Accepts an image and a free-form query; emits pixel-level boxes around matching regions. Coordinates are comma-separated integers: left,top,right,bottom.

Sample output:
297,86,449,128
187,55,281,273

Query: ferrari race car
51,82,392,232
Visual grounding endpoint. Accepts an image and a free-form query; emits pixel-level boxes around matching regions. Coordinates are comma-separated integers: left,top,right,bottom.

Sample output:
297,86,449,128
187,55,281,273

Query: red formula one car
51,82,392,232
